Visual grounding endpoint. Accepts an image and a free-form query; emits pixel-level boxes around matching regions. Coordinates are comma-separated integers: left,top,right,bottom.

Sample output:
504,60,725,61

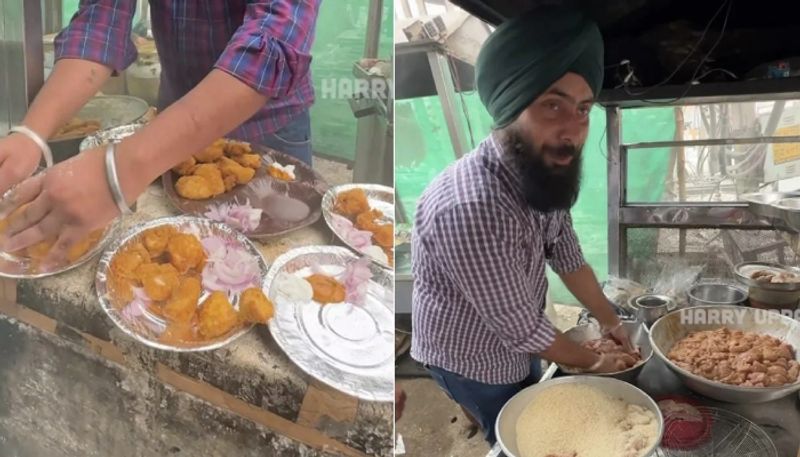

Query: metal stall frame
604,80,800,277
1,1,45,133
395,40,471,159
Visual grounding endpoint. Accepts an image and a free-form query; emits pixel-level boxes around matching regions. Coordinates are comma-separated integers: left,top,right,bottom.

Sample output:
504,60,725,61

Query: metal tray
321,184,394,269
96,215,270,352
742,191,800,220
162,144,328,239
265,245,394,402
734,261,800,292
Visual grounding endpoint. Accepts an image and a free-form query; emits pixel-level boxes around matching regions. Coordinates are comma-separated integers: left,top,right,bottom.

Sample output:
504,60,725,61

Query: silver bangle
104,143,134,215
9,125,54,168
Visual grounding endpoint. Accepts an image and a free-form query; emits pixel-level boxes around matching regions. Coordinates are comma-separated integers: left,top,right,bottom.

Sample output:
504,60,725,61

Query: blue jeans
426,359,542,445
253,110,313,165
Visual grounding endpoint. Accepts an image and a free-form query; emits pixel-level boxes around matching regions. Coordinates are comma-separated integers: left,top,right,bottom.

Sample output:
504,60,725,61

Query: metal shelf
395,40,475,100
599,77,800,108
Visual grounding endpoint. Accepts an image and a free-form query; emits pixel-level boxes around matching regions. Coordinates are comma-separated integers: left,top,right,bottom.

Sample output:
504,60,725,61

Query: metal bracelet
104,143,134,215
9,125,54,168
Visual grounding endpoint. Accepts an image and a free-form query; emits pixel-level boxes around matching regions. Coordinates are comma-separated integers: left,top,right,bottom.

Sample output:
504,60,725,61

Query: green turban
475,6,604,129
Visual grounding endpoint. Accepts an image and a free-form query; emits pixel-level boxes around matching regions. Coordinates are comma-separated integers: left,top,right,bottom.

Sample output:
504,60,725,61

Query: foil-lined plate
321,184,394,270
162,144,329,240
0,219,121,280
96,215,270,352
80,122,145,149
265,245,394,402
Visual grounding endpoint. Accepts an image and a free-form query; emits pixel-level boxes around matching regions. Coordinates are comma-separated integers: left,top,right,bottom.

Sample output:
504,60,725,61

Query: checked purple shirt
410,134,586,384
54,1,321,140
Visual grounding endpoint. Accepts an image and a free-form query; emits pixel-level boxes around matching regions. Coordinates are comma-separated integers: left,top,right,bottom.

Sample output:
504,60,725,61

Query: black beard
500,129,583,212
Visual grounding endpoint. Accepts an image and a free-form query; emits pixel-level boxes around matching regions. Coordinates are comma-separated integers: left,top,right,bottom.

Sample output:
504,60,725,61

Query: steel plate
162,144,328,239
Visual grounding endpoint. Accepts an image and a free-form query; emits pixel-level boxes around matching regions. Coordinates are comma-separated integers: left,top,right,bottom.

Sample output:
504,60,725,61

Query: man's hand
603,321,636,354
0,134,44,196
0,146,128,269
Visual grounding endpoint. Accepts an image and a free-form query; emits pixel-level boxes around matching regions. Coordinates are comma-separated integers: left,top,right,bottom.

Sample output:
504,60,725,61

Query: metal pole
607,106,624,277
674,107,687,256
400,0,413,18
427,51,468,158
0,0,44,133
415,0,429,16
364,0,383,59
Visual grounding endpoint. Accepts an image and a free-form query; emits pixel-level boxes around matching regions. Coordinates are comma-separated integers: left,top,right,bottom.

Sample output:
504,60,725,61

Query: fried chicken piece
355,209,384,231
223,174,238,192
25,239,55,260
371,223,394,248
193,163,226,196
238,288,274,324
160,320,197,345
225,141,251,156
166,233,207,273
232,153,262,169
334,188,370,217
306,274,346,304
172,157,197,176
142,226,177,258
163,276,202,322
197,291,240,338
111,242,151,279
66,229,103,262
175,175,215,200
217,156,256,184
193,141,225,163
135,262,180,301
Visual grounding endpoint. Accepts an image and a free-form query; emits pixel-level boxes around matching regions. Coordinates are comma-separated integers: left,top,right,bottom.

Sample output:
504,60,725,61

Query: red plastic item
656,395,713,450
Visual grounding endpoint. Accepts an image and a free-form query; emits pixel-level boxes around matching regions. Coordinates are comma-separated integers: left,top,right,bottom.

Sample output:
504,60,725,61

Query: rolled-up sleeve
215,1,320,99
433,202,557,354
548,211,587,274
54,0,137,73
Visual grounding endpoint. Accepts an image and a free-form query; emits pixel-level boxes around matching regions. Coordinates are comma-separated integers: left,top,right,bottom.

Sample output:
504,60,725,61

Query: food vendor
410,6,637,444
0,1,320,265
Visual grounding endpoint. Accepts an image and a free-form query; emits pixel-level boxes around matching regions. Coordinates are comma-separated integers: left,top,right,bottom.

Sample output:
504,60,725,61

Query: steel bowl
649,305,800,403
630,294,676,326
495,376,664,457
742,191,800,220
688,283,748,307
558,320,653,383
734,261,800,292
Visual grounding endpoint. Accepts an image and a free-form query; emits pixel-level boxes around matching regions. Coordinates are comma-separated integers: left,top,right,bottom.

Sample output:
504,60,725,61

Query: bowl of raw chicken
557,321,653,383
649,305,800,403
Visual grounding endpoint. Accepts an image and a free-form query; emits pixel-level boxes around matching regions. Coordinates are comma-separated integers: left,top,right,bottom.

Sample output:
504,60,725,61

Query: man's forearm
22,59,112,138
538,332,599,369
560,264,619,328
117,69,268,199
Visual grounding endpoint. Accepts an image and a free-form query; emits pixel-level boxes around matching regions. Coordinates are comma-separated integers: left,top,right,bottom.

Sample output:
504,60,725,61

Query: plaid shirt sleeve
548,212,587,274
432,201,557,354
215,1,319,99
53,0,138,73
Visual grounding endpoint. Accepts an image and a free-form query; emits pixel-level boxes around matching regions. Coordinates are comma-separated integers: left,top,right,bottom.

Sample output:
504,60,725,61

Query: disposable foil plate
162,144,329,239
0,171,121,279
321,184,394,269
265,245,394,402
96,215,270,352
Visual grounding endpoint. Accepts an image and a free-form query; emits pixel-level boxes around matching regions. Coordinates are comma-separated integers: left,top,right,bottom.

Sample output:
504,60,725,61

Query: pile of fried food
334,188,394,264
668,327,800,387
108,226,273,343
52,117,101,140
172,139,262,200
751,269,800,284
0,205,103,268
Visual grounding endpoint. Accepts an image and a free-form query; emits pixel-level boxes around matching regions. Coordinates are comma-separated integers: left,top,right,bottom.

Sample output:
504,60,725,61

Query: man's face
501,73,595,212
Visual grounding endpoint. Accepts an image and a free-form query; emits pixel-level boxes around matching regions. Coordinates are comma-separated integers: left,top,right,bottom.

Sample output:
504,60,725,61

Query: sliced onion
338,257,373,305
205,200,263,232
201,236,260,293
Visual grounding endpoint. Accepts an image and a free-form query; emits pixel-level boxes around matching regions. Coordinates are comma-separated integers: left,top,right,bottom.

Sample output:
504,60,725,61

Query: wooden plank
297,381,359,428
156,364,368,457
